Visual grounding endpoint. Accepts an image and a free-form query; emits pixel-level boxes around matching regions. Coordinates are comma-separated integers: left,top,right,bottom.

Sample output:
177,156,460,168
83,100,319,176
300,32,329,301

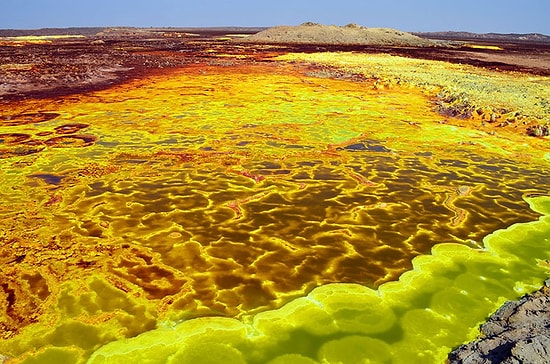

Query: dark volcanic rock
448,281,550,364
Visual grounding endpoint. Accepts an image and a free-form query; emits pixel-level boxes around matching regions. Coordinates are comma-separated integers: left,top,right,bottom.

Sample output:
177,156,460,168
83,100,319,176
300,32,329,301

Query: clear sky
1,0,549,35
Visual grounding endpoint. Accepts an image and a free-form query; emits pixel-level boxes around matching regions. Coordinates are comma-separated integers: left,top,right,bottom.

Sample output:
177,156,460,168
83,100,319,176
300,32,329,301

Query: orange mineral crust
1,62,549,362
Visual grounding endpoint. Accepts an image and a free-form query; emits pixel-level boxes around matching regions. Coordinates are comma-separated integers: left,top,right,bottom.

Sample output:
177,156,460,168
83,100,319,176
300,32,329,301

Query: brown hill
241,22,434,46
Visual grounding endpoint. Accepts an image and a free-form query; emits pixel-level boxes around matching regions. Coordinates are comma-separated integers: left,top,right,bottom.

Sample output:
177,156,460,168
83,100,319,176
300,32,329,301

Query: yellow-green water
1,62,549,363
85,195,550,364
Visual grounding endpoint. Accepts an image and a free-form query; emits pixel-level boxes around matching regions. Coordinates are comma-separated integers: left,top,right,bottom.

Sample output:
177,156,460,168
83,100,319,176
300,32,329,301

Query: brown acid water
0,63,549,363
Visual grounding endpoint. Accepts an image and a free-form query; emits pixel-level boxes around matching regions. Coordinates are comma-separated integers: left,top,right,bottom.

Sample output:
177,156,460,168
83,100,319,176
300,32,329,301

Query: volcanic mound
241,22,434,46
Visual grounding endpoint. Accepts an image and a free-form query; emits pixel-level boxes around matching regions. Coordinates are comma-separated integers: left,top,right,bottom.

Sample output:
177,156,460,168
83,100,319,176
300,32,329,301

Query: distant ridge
2,27,547,44
0,27,105,37
0,27,266,38
415,31,550,43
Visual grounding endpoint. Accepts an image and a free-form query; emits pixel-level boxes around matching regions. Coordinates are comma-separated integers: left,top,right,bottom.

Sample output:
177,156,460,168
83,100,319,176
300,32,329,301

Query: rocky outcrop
448,280,550,363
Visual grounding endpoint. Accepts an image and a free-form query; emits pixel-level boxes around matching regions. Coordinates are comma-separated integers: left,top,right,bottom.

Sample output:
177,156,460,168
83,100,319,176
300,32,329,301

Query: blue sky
2,0,549,34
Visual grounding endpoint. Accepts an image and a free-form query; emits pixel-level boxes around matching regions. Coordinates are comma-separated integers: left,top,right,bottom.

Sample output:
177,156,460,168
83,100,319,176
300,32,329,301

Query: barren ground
2,28,549,100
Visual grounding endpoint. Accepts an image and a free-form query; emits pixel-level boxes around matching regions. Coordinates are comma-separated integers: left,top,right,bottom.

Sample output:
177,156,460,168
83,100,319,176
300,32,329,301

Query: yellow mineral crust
0,35,85,46
276,52,550,132
464,44,504,51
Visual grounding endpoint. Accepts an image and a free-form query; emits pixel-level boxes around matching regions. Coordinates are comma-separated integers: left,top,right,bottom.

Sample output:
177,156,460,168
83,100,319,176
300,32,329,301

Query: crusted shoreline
449,280,550,363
